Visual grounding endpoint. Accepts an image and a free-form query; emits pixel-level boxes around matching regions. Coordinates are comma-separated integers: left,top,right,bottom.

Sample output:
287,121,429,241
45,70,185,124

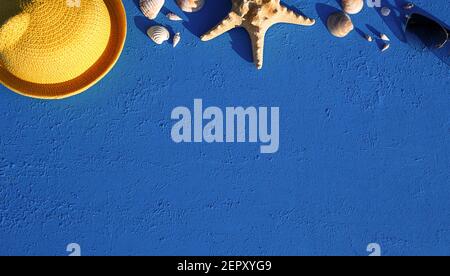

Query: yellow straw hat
0,0,127,99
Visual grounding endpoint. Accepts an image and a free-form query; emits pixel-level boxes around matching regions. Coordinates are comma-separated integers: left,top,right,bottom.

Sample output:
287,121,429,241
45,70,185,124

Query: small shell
177,0,205,13
173,32,181,48
341,0,364,15
327,12,354,38
404,3,415,10
140,0,165,20
381,7,391,17
147,26,170,45
365,34,373,42
167,12,183,21
381,43,390,52
380,33,390,41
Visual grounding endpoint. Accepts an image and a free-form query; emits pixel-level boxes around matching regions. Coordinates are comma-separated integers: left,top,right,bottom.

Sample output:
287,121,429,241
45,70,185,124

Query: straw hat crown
0,0,111,84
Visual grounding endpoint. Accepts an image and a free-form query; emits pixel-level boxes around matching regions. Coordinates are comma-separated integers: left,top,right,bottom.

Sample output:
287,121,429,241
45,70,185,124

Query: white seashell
380,33,390,41
173,32,181,48
365,34,373,42
177,0,205,13
147,26,170,45
327,12,354,38
167,12,183,21
404,3,415,10
381,43,390,52
341,0,364,15
140,0,165,20
381,7,391,17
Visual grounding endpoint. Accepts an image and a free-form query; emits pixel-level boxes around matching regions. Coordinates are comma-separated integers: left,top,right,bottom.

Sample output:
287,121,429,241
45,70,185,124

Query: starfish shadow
229,29,254,63
282,1,311,19
181,0,253,63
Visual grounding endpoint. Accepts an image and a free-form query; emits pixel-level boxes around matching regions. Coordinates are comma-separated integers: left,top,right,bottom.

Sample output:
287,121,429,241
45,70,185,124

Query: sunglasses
405,13,449,50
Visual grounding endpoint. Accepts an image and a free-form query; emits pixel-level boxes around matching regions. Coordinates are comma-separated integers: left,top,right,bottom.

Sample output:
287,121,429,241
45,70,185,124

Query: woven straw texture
0,0,127,99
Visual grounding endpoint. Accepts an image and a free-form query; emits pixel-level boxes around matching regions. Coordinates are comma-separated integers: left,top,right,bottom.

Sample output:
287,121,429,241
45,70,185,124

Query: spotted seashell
327,12,354,38
147,26,170,45
167,12,183,21
140,0,165,20
173,32,181,48
341,0,364,15
177,0,205,13
381,43,390,52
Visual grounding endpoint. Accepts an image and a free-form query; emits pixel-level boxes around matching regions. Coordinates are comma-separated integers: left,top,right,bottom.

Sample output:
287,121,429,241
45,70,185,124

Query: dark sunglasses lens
405,13,448,50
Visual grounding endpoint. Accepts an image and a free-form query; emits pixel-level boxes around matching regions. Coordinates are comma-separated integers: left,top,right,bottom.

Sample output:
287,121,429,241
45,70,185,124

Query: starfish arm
276,6,316,26
201,12,242,41
247,28,266,69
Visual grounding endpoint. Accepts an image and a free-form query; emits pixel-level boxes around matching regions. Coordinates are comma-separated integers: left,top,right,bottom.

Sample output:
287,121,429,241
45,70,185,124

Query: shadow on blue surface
404,6,450,66
282,2,312,19
315,3,340,31
133,0,254,63
134,16,176,38
316,0,449,66
365,24,390,51
133,0,328,66
133,0,176,37
370,0,449,66
375,0,407,42
180,0,253,63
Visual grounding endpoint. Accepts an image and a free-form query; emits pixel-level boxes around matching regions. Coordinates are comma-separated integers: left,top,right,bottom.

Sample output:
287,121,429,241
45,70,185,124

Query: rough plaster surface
0,0,449,255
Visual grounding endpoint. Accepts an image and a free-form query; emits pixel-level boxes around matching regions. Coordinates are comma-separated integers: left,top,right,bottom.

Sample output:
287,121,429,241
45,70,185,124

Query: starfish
201,0,315,69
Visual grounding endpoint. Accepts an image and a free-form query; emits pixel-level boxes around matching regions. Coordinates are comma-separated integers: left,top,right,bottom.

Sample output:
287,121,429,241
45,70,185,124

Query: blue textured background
0,0,449,256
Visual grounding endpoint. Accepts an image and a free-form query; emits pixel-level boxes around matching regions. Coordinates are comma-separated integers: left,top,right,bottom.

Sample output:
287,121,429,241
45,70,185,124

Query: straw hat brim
0,0,127,100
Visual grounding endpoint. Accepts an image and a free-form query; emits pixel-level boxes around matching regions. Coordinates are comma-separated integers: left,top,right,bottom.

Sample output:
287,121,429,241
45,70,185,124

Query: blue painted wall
0,0,449,256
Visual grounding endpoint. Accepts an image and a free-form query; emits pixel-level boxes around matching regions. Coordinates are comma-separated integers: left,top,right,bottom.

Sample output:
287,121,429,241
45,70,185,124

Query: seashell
167,12,183,21
381,7,391,17
365,34,373,42
327,12,354,38
380,33,390,41
173,32,181,47
341,0,364,15
177,0,205,13
404,3,415,10
140,0,165,20
147,26,170,45
381,43,390,52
